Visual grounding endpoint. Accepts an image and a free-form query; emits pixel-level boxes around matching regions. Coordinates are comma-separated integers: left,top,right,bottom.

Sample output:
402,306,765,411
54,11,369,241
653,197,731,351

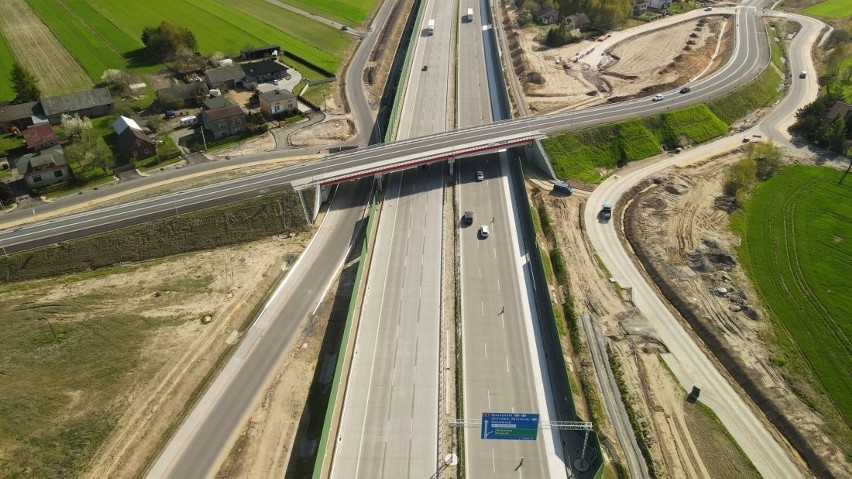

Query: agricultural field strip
0,0,92,96
0,30,16,100
275,0,374,26
803,0,852,19
27,0,127,82
26,0,351,82
736,167,851,422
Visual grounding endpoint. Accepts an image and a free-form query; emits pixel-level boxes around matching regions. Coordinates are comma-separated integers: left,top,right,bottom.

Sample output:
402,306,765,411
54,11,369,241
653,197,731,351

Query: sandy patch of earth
507,12,731,113
78,237,312,477
290,119,354,147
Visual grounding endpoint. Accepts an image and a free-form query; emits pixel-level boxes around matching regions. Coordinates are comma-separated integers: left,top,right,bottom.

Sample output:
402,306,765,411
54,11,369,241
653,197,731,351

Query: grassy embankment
803,0,852,19
0,30,16,99
277,0,376,26
0,189,309,283
543,67,782,183
730,166,852,426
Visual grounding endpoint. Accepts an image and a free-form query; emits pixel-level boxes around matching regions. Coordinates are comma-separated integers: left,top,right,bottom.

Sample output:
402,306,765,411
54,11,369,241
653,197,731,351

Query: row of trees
790,91,852,155
516,0,632,30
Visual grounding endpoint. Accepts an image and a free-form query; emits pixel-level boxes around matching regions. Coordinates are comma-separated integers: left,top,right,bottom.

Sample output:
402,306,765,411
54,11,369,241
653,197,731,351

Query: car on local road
479,225,490,238
475,170,484,181
462,211,474,226
799,70,807,78
680,86,691,94
652,94,664,102
704,6,713,11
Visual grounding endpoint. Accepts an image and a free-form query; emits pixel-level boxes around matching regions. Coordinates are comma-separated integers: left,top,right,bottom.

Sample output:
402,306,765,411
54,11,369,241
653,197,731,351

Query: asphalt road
583,8,825,478
331,168,443,478
332,0,456,475
146,179,372,478
0,6,767,252
457,1,560,477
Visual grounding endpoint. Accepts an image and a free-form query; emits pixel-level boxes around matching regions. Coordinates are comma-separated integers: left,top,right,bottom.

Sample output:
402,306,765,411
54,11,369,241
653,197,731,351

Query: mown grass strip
730,165,852,423
803,0,852,18
276,0,376,26
709,67,782,124
0,31,17,100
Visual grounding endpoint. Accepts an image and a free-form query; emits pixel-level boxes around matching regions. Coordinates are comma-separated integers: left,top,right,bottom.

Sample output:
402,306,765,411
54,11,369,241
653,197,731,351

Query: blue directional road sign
480,412,539,440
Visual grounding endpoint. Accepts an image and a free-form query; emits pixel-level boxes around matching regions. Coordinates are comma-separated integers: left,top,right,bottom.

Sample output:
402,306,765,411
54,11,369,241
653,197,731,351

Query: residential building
0,101,46,131
16,146,71,189
632,0,649,16
199,105,247,139
40,87,114,124
567,13,591,30
156,82,209,110
203,96,233,110
259,89,298,119
539,7,559,25
824,101,852,123
117,128,156,162
204,64,246,91
241,60,288,86
112,115,143,135
22,124,59,151
112,115,156,162
648,0,672,9
240,44,281,61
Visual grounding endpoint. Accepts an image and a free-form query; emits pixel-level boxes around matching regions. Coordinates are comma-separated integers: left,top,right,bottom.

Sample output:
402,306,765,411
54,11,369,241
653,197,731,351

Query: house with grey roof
156,82,209,110
203,96,233,110
16,146,71,189
204,65,246,91
259,89,297,119
241,60,288,86
40,87,114,124
0,101,46,130
199,104,246,139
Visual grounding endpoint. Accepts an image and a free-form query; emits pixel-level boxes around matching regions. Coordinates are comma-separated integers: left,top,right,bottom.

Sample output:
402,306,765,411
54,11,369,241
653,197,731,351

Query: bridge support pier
448,158,455,176
523,140,557,179
312,184,332,222
374,173,383,192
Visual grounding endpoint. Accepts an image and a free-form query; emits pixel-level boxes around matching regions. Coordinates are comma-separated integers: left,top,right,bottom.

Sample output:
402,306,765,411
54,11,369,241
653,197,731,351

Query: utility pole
839,155,852,185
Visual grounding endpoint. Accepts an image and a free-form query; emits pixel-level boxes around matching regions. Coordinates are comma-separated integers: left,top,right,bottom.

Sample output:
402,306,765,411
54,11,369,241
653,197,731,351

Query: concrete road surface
147,180,371,478
331,168,443,478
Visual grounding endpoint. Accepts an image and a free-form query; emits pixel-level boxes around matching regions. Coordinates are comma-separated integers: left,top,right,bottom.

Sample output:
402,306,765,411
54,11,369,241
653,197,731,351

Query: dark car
422,65,428,71
679,86,691,94
462,211,474,226
600,203,613,221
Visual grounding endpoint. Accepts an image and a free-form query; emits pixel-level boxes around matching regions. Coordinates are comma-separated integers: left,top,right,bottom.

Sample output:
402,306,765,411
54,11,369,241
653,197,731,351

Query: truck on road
427,19,435,35
466,8,474,22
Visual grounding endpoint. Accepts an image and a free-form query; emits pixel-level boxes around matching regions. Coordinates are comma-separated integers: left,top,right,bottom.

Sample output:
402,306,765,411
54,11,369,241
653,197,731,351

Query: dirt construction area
0,237,313,477
531,147,851,477
503,6,732,114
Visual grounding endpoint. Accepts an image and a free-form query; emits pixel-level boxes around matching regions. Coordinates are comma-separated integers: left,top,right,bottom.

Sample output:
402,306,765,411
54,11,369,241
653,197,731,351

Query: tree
545,19,581,47
60,113,93,140
101,69,131,93
826,116,847,155
0,181,13,204
11,62,40,103
141,21,198,61
746,141,782,180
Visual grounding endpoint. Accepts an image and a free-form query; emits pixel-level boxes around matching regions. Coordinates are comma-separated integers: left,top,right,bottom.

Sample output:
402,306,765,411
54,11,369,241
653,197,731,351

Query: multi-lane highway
332,0,456,475
457,0,561,477
1,6,768,252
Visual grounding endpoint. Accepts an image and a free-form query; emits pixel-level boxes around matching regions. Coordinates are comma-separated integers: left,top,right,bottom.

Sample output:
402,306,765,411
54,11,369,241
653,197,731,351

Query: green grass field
278,0,375,26
23,0,352,85
0,31,16,100
544,105,729,183
731,166,852,423
803,0,852,18
709,67,783,124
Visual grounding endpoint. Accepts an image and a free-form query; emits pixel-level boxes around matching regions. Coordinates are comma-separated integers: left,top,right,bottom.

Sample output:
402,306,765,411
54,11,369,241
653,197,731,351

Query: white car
652,94,664,102
479,225,490,238
475,170,484,181
704,6,713,11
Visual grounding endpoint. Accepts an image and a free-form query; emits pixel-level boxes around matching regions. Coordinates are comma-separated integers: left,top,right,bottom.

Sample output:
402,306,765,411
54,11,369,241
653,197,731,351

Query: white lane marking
501,315,505,329
506,356,510,374
497,278,501,291
492,448,496,472
484,342,488,359
487,389,492,408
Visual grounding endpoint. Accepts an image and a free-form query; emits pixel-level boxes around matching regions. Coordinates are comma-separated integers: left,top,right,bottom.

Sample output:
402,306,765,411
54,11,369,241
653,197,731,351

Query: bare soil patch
624,156,851,477
531,170,756,477
506,13,732,113
0,237,309,477
0,0,93,95
290,119,354,147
